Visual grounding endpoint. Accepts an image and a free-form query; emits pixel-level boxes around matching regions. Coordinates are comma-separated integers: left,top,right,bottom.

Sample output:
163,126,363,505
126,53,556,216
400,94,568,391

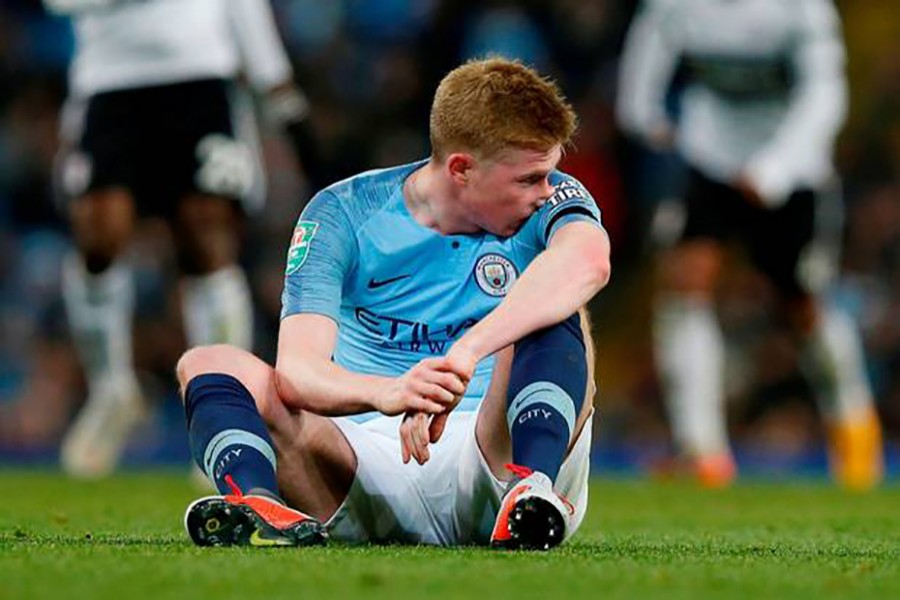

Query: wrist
264,85,310,126
448,339,483,381
367,376,394,414
450,338,483,364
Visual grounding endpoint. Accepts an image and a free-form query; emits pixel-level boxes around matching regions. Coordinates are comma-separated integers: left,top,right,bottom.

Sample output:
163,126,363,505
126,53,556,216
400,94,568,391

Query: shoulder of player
314,161,425,221
547,170,594,204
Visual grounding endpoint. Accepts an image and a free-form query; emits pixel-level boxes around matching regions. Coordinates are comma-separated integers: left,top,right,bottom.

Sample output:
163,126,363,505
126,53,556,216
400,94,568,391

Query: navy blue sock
507,313,587,481
184,373,279,497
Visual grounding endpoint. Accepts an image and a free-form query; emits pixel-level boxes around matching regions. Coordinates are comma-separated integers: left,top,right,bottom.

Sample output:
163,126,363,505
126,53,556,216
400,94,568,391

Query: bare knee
174,194,242,274
176,345,277,416
658,240,723,296
177,345,230,387
70,188,136,272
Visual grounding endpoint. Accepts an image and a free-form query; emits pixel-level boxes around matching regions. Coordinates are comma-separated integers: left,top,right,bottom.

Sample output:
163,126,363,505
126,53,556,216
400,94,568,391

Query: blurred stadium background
1,0,899,480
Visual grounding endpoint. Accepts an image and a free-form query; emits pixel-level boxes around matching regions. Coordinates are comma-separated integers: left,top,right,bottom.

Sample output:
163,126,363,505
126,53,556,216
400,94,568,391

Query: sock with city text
184,373,279,497
507,312,587,482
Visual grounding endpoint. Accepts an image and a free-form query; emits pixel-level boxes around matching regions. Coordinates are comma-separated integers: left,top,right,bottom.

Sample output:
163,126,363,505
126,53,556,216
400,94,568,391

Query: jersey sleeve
280,190,357,322
522,172,605,250
616,0,682,143
745,0,847,205
226,0,294,92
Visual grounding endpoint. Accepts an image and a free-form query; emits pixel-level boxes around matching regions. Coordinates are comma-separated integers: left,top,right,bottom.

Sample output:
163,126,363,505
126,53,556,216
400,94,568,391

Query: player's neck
404,162,480,235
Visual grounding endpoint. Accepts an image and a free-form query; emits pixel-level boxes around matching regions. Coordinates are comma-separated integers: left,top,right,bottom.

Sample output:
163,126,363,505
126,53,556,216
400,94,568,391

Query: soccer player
176,58,611,549
45,0,320,477
617,0,882,489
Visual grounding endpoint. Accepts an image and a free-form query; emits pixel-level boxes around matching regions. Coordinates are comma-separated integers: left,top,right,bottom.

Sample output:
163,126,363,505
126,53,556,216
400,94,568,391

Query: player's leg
473,308,595,550
174,193,253,351
176,344,356,546
756,187,883,490
790,296,882,490
653,170,734,486
58,87,182,477
60,185,145,477
171,80,259,353
476,309,595,479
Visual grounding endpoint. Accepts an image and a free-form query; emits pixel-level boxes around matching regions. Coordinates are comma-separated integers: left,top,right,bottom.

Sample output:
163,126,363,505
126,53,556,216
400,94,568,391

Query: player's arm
275,315,462,417
743,0,848,206
616,0,681,150
226,0,323,183
448,221,610,372
276,192,463,417
409,214,608,460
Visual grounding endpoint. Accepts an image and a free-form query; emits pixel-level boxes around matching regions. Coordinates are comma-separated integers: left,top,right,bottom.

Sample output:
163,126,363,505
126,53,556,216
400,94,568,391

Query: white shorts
324,409,593,546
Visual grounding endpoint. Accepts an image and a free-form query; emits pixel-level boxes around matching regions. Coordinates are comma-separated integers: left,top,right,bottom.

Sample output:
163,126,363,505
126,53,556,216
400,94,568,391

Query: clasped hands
372,348,478,465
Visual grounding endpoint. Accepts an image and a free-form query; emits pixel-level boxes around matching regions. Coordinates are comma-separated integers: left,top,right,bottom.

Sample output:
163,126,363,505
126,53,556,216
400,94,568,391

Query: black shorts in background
60,78,258,217
680,168,837,299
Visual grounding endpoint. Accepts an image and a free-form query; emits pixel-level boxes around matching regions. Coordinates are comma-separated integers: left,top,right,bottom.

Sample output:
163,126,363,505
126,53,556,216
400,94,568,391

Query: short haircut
429,57,577,161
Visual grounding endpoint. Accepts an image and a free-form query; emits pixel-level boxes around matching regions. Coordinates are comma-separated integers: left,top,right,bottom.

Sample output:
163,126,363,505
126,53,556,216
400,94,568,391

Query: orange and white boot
827,408,884,492
490,464,575,551
184,475,327,547
694,452,737,489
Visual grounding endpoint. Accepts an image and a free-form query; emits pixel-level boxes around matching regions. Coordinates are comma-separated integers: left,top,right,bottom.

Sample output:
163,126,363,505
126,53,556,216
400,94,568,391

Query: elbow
591,255,612,292
272,363,311,412
583,241,612,295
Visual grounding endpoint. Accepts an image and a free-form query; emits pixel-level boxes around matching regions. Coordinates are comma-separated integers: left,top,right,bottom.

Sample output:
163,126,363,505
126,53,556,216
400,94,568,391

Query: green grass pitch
2,471,899,600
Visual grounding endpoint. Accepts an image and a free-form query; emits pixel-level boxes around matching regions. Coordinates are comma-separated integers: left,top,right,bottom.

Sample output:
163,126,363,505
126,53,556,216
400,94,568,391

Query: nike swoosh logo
367,274,411,289
249,529,292,547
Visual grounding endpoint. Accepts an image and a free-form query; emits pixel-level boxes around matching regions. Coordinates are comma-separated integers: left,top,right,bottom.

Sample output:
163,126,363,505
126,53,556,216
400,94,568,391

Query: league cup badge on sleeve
474,254,518,297
285,221,319,275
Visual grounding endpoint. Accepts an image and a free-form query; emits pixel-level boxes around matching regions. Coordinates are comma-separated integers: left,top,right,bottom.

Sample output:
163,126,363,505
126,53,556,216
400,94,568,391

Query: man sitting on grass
177,57,611,550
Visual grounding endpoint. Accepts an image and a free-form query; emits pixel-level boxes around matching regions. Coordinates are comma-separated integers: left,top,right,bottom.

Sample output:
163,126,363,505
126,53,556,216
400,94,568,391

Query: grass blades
2,471,899,600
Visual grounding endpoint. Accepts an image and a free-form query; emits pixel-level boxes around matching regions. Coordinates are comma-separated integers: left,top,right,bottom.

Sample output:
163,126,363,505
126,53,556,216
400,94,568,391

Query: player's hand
426,343,480,443
372,357,467,417
734,173,766,209
400,412,432,465
443,343,479,385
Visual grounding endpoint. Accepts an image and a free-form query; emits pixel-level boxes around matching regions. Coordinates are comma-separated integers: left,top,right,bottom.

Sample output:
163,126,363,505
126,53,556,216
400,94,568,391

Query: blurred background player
617,0,883,489
44,0,321,478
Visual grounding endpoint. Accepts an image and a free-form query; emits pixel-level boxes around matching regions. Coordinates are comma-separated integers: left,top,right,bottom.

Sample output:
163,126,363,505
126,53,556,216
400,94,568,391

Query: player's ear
446,153,475,185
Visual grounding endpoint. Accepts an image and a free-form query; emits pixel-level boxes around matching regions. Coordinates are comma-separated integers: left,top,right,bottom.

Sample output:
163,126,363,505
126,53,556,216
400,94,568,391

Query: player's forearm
616,4,678,144
745,4,847,203
227,0,294,92
746,72,846,203
454,225,610,362
262,84,323,181
274,354,390,416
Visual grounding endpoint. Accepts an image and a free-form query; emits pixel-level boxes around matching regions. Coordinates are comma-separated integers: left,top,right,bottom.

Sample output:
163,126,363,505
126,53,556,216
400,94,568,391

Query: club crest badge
474,254,518,297
285,221,319,275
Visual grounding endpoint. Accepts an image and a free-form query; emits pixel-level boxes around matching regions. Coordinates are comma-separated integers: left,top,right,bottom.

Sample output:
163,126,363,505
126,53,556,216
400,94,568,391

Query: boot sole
491,496,566,551
184,497,327,547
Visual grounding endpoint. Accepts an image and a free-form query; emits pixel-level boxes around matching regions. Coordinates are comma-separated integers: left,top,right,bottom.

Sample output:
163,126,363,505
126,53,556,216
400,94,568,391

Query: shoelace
222,474,308,527
505,463,534,479
504,464,575,516
223,474,244,501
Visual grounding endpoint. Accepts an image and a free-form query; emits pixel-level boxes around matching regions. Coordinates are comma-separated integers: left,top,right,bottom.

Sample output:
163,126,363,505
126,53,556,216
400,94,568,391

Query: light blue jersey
281,160,604,422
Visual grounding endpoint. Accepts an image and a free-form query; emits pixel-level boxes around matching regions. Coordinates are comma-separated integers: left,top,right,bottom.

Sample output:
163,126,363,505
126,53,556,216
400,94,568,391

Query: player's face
463,145,561,237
